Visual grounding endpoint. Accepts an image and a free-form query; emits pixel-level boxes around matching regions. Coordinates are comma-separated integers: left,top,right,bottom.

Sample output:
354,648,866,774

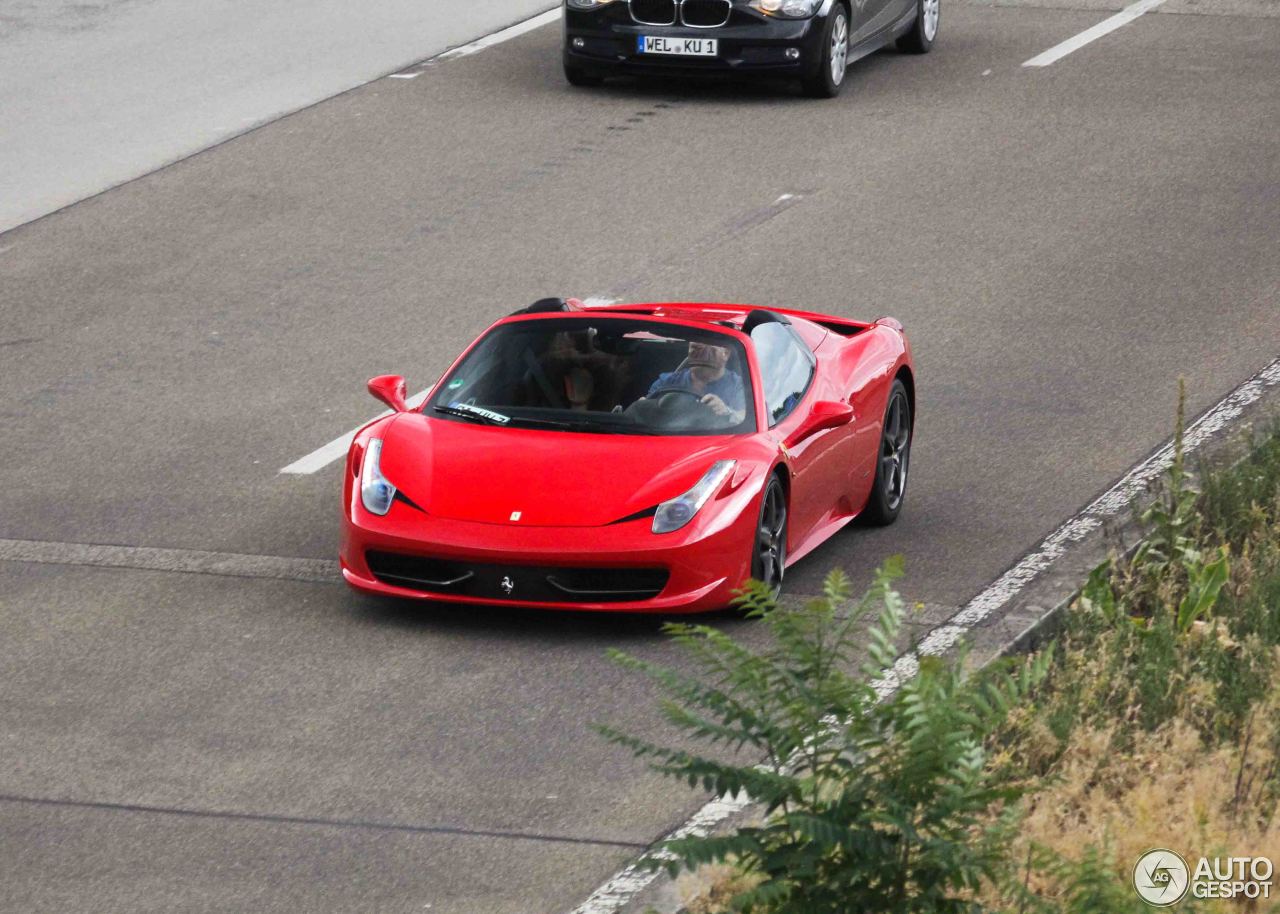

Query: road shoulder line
567,353,1280,914
0,6,561,239
390,8,562,77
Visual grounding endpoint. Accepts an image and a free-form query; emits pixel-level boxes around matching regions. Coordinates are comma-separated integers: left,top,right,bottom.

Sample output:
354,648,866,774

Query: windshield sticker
447,378,465,389
448,401,510,424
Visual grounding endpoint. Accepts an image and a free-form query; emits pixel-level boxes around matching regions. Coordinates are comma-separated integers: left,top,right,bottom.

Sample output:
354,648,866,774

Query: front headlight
653,460,736,534
567,0,620,9
749,0,822,17
360,439,397,516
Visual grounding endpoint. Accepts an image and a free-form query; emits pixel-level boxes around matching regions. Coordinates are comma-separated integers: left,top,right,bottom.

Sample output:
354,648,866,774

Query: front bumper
340,481,762,614
564,3,827,77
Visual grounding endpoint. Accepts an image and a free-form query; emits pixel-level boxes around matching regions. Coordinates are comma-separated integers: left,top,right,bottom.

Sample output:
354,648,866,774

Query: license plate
637,35,718,57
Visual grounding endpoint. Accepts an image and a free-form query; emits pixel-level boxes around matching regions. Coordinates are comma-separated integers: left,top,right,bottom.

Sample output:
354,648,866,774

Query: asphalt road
0,0,556,233
2,2,1279,912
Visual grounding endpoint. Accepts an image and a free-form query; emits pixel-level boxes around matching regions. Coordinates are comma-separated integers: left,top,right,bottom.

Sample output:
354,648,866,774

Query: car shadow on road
511,45,905,104
342,589,756,645
591,50,900,100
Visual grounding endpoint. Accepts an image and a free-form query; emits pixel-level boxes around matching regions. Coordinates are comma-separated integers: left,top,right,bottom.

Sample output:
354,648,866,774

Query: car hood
377,413,741,527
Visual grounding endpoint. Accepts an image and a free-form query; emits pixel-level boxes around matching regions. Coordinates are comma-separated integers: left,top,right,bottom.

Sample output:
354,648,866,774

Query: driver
645,339,746,421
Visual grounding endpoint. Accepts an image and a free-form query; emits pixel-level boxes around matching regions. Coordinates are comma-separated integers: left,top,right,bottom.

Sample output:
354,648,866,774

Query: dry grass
1008,708,1280,912
677,863,764,914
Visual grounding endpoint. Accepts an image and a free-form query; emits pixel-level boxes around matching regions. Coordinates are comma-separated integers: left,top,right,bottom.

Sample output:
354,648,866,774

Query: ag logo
500,576,515,595
1134,849,1190,906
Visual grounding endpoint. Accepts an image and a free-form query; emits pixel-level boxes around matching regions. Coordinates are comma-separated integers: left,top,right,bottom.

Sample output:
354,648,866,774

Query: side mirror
368,374,409,412
784,400,854,448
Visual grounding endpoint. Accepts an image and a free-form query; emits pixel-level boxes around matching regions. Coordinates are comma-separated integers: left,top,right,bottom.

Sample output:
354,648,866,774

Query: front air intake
680,0,732,26
631,0,678,25
367,551,669,603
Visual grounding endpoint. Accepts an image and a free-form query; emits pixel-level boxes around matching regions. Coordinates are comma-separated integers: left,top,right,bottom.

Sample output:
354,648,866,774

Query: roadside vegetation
608,387,1280,913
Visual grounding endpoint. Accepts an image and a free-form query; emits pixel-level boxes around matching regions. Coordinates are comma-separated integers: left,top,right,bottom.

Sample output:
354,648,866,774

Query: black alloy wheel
861,379,911,525
752,475,789,599
802,3,850,98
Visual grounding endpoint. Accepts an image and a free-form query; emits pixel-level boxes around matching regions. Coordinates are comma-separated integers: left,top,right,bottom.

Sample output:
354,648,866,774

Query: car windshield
426,317,756,436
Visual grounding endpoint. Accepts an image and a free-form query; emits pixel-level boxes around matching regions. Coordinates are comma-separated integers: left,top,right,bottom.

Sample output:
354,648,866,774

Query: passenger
538,328,622,411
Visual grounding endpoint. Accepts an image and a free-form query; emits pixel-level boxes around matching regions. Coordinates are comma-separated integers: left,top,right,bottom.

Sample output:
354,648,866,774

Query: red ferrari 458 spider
340,298,914,613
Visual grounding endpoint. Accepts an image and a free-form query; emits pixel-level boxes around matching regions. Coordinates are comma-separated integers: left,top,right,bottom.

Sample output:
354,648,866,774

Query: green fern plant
999,842,1205,914
599,558,1051,914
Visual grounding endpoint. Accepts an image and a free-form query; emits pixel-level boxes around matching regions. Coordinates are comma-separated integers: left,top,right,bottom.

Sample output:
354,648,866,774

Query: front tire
861,379,912,526
751,475,789,599
897,0,939,53
801,4,850,99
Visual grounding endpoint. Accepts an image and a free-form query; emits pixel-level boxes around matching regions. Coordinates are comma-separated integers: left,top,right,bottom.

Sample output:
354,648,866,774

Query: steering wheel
650,387,707,407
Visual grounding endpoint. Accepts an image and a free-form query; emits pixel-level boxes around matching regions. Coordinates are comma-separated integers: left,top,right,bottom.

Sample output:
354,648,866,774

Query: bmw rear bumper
563,4,827,79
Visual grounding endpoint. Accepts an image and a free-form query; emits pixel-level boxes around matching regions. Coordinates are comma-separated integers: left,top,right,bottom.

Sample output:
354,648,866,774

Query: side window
751,322,815,427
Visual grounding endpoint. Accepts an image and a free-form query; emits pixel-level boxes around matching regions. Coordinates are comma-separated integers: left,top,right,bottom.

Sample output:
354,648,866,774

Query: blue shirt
647,368,746,412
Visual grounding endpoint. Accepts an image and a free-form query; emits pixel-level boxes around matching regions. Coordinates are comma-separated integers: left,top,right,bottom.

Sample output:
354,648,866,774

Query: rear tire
564,62,604,87
896,0,939,53
751,475,789,600
801,4,850,99
861,379,912,526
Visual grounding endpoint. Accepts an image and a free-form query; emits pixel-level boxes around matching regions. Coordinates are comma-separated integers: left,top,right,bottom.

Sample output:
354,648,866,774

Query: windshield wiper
432,403,510,425
506,416,609,432
434,404,661,434
512,416,664,434
432,406,586,431
598,424,660,435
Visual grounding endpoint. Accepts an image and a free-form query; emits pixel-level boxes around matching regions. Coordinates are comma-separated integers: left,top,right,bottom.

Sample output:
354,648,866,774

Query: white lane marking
280,299,616,475
282,191,806,475
568,353,1280,914
436,8,561,61
390,8,561,78
279,389,430,475
1022,0,1167,67
0,538,337,584
281,293,622,475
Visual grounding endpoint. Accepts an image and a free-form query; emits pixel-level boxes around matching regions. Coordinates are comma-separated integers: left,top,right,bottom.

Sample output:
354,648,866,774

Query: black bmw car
562,0,938,98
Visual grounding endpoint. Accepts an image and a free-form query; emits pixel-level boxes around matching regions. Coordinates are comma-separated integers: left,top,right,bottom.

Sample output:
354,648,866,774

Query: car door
846,0,910,47
750,321,854,549
844,0,881,46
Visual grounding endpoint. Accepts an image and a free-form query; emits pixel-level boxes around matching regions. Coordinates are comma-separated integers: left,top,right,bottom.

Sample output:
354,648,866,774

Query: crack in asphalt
0,537,338,584
0,793,649,850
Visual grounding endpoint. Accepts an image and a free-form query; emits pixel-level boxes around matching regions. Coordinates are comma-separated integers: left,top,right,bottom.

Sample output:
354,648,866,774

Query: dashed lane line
279,389,431,475
277,191,810,477
1023,0,1168,67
